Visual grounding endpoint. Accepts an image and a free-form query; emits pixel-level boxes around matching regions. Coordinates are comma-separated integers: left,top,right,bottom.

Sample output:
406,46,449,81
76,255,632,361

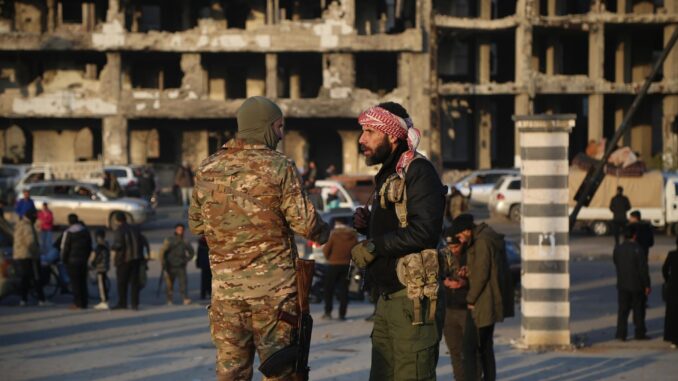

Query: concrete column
180,53,206,96
614,31,631,145
246,66,266,98
266,53,278,98
182,131,208,169
477,0,491,83
103,116,128,165
476,98,492,169
46,0,56,32
323,54,354,99
514,0,534,166
338,130,361,175
515,114,575,348
342,0,355,27
283,130,308,170
289,67,301,100
588,15,605,141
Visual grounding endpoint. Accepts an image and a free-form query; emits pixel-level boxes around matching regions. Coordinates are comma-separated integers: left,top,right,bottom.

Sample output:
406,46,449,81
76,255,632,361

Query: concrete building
0,0,677,174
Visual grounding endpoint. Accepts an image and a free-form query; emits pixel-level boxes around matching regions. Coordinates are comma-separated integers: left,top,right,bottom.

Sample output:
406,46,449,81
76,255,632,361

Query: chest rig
378,156,439,325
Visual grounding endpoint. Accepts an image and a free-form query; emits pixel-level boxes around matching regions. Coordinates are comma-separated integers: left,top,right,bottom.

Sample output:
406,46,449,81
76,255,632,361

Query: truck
14,160,104,195
568,167,678,235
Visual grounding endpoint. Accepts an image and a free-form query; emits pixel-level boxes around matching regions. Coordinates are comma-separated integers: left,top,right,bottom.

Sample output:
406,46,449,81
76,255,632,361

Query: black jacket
365,144,446,295
60,223,92,265
629,221,654,255
609,194,631,222
112,223,148,266
613,240,650,292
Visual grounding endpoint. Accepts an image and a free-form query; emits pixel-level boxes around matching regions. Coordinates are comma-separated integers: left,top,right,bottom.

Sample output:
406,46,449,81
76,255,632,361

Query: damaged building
0,0,677,173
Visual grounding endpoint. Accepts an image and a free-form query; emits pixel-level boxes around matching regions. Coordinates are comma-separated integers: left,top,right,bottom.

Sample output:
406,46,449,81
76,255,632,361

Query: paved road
1,205,676,380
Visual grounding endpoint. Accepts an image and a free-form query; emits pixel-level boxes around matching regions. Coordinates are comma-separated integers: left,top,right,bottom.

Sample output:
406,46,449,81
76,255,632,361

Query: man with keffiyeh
351,102,447,381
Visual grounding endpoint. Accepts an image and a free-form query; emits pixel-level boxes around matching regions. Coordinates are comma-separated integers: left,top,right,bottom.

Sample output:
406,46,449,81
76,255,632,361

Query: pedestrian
0,200,14,249
446,187,469,223
628,210,654,260
37,202,54,254
453,213,505,381
663,236,678,348
174,161,194,207
441,227,471,381
92,228,111,310
609,186,631,246
160,223,195,305
15,189,36,219
103,172,123,198
613,225,651,341
350,102,446,381
138,167,156,203
196,235,211,300
58,214,92,310
303,160,318,188
188,96,330,380
321,218,358,321
111,212,145,311
13,209,47,306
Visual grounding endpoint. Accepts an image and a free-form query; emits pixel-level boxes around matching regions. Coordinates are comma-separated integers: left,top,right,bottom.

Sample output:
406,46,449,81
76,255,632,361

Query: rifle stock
258,258,315,380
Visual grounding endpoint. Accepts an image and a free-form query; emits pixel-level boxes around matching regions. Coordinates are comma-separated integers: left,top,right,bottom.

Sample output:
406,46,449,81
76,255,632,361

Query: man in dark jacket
321,218,358,320
160,223,195,305
59,214,92,309
112,212,145,310
609,186,631,246
91,228,111,310
613,225,651,341
453,214,505,381
351,102,446,381
628,210,654,260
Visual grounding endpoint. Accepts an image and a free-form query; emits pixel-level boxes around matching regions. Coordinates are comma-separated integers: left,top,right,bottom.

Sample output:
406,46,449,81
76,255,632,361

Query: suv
488,175,522,222
452,168,519,204
25,181,154,227
104,165,141,196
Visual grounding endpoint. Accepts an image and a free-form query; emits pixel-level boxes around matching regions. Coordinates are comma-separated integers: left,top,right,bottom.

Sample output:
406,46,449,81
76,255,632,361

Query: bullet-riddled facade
0,0,677,173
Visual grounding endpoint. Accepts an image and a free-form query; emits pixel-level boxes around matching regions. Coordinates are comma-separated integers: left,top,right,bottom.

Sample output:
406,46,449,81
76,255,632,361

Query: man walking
112,212,144,311
175,161,194,207
613,225,651,341
453,214,505,381
441,227,471,381
59,214,92,309
321,218,358,320
609,186,631,246
189,96,329,380
351,102,446,381
13,209,47,306
160,223,195,305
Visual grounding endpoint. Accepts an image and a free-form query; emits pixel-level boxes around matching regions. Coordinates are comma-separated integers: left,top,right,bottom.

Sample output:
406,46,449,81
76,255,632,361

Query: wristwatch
364,240,376,254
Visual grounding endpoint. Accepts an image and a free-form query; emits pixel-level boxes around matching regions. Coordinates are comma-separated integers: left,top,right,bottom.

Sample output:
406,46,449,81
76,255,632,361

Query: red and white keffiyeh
358,106,421,178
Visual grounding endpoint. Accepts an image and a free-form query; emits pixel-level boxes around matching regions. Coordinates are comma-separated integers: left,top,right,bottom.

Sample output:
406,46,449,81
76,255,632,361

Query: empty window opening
204,53,265,99
126,53,182,90
61,0,83,23
493,0,516,18
279,0,323,21
539,0,589,15
356,0,416,35
438,36,473,82
126,0,184,32
355,53,398,94
278,54,322,99
534,29,588,75
434,0,476,17
440,97,474,168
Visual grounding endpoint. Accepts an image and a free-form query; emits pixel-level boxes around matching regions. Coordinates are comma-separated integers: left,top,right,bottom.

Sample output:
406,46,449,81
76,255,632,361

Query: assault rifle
259,258,315,381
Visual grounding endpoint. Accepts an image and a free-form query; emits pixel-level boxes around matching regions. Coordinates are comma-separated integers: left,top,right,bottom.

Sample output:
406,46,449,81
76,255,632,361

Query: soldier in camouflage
189,96,330,381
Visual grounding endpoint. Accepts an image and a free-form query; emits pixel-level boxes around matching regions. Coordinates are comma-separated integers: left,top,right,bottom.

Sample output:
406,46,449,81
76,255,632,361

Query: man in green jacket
161,223,195,305
453,214,504,381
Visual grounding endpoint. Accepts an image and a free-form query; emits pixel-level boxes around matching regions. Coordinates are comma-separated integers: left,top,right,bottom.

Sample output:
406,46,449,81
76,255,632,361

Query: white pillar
515,114,575,348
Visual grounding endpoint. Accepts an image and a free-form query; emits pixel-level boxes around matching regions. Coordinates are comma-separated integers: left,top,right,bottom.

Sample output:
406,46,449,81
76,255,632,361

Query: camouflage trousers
208,294,297,381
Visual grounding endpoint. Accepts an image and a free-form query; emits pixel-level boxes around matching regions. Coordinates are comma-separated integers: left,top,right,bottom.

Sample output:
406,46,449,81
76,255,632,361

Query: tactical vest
378,155,440,326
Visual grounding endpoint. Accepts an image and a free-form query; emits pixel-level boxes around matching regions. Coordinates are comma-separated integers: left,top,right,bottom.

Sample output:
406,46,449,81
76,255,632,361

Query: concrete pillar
289,67,301,100
266,54,278,98
246,66,266,98
182,131,209,169
342,0,355,27
46,0,56,31
515,114,575,348
130,130,150,165
338,130,361,175
477,0,491,83
476,98,492,169
180,53,206,96
283,130,308,170
103,116,128,165
323,54,354,99
514,0,534,166
588,16,605,141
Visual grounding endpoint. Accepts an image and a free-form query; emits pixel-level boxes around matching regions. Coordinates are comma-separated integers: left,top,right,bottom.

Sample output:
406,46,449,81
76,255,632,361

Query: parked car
104,165,142,197
452,168,519,204
314,180,357,211
488,175,522,222
0,164,30,204
24,180,154,227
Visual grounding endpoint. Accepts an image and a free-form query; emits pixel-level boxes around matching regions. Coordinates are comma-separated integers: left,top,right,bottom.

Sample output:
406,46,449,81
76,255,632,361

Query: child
91,229,110,310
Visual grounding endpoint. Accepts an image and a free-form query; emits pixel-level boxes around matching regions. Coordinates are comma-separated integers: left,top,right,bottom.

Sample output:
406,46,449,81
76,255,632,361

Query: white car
453,169,519,204
487,175,522,222
314,180,356,211
104,165,140,191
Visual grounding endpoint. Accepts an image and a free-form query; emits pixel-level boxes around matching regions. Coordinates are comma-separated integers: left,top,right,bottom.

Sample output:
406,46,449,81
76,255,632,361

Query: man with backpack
452,213,513,381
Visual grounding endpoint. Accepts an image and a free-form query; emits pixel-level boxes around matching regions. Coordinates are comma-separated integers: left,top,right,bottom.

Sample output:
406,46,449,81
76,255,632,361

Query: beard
362,136,392,166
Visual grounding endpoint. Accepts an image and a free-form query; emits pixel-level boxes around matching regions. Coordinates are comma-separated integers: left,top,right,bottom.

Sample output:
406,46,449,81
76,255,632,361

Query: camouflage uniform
189,138,329,381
